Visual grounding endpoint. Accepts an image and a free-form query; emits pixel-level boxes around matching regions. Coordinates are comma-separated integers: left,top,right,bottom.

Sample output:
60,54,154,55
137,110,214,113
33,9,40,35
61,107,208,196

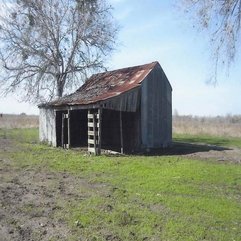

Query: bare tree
0,0,118,102
180,0,241,82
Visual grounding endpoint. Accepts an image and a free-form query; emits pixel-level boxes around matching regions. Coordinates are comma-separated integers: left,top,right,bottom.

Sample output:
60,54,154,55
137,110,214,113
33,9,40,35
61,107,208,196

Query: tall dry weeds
173,115,241,138
0,114,39,129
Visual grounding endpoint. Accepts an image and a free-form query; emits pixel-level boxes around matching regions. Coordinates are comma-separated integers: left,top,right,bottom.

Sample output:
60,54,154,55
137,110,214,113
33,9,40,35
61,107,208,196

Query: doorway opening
55,108,140,153
56,109,88,148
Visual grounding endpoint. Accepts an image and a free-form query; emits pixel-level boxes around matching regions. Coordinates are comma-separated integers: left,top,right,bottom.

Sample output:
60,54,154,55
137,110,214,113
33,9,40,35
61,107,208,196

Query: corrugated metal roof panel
40,61,159,107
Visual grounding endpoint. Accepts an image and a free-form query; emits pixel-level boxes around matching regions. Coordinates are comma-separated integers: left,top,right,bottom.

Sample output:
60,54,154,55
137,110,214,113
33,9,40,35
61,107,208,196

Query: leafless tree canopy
0,0,118,102
180,0,241,82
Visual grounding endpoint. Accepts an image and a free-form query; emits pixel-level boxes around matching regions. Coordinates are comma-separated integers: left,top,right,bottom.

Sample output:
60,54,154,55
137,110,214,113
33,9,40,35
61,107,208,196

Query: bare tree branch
179,0,241,83
0,0,118,102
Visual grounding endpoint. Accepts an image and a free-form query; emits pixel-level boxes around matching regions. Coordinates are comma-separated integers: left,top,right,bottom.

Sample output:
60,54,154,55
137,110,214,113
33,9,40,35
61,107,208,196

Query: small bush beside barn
39,61,172,154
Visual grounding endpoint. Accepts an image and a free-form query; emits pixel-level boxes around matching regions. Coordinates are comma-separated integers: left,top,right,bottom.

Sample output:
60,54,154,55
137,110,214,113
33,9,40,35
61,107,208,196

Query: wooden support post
88,110,92,153
120,110,123,154
93,112,97,153
98,108,102,155
88,110,96,154
88,109,101,155
67,110,70,149
61,113,64,148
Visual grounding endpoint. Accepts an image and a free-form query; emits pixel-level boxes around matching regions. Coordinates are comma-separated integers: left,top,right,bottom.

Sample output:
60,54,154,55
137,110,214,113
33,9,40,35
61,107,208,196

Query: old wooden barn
38,61,172,154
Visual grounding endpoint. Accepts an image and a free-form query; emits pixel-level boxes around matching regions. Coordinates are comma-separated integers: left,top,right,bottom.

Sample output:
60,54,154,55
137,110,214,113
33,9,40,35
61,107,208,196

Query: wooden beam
88,122,99,128
67,110,70,149
120,110,123,154
93,113,97,154
98,108,102,155
88,139,95,145
88,147,96,153
88,109,101,155
88,110,91,154
88,113,99,119
88,131,95,136
61,113,64,148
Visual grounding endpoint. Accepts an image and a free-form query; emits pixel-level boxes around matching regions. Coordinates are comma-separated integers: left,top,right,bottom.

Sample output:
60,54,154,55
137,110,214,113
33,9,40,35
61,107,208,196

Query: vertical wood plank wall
141,65,172,148
39,108,56,146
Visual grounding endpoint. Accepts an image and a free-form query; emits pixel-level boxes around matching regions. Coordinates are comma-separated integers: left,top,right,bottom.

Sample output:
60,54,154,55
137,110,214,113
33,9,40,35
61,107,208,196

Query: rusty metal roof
42,61,159,107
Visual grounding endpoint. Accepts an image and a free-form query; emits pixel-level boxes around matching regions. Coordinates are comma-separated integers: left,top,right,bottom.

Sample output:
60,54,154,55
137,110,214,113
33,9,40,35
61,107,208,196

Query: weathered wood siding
102,87,140,112
39,63,172,152
141,64,172,148
39,108,56,146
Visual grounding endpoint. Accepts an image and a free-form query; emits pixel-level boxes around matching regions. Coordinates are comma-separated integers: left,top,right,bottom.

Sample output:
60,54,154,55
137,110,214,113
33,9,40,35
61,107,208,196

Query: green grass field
1,128,241,241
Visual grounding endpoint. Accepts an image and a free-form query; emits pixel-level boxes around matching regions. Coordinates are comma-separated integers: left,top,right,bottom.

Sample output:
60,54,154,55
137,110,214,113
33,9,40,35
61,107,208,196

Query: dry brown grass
0,114,39,129
173,115,241,138
1,113,241,138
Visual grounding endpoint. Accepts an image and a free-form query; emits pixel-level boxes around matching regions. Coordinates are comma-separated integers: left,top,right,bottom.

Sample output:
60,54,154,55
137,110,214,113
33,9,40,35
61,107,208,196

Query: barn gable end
141,63,172,148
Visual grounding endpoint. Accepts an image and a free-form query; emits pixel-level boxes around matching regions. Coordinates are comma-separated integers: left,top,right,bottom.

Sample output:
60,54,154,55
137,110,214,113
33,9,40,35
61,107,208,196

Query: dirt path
0,162,69,240
184,147,241,164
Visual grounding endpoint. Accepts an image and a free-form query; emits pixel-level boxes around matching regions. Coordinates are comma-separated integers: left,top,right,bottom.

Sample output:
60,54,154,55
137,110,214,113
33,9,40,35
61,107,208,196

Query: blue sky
1,0,241,116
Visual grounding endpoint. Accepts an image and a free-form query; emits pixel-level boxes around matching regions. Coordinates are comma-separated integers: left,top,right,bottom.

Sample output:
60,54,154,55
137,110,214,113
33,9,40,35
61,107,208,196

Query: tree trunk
56,74,66,98
57,83,64,98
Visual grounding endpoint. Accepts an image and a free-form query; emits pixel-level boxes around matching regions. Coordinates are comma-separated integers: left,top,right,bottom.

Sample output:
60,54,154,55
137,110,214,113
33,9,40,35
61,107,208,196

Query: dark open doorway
70,109,88,147
56,108,140,153
56,109,88,148
101,109,140,153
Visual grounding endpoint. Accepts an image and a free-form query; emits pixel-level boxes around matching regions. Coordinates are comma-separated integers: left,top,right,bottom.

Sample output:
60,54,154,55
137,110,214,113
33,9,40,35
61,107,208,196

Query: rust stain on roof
44,61,159,107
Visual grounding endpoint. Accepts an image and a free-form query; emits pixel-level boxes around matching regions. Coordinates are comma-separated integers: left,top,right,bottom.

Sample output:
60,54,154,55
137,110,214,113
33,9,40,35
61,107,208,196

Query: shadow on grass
137,142,231,156
174,135,239,148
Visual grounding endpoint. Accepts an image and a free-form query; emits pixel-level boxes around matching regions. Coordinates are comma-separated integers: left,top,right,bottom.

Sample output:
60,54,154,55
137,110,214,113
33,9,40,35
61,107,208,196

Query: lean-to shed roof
40,61,159,108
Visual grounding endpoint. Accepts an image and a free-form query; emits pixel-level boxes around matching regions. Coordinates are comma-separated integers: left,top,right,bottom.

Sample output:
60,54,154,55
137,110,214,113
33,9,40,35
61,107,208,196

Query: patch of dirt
145,142,241,164
0,165,78,241
0,138,16,152
0,138,109,241
183,146,241,164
